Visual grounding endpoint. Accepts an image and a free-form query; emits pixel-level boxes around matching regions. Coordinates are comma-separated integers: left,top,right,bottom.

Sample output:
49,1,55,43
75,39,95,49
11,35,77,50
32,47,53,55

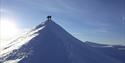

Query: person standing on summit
47,16,52,20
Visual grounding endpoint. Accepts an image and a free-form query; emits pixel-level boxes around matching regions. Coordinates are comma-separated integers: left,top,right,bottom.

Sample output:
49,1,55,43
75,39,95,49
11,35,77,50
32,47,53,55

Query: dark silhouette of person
47,16,51,20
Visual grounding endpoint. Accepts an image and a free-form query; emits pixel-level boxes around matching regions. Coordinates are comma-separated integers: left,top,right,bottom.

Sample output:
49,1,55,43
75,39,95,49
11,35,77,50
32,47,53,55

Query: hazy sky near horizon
1,0,125,45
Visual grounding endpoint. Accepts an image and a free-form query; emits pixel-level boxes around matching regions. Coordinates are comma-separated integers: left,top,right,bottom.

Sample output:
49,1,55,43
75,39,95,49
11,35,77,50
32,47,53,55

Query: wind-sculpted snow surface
1,20,125,63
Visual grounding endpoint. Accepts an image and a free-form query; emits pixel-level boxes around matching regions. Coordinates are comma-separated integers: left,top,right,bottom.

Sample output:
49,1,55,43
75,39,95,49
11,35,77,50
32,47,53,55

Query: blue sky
1,0,125,45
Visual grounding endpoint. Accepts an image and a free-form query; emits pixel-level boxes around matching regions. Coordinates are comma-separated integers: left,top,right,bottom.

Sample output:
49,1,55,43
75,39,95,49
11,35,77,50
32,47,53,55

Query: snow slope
84,41,125,63
1,20,125,63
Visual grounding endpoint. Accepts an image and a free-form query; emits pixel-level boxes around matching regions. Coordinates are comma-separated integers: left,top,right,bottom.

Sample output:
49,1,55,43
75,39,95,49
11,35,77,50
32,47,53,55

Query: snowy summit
0,16,125,63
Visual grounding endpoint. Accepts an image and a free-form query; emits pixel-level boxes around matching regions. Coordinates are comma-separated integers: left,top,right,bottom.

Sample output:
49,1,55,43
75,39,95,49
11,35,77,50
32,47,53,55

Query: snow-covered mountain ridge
0,20,125,63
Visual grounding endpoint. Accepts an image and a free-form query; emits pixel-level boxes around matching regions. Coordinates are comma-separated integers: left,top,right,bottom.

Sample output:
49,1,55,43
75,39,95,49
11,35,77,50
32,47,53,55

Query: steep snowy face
18,20,83,63
1,20,124,63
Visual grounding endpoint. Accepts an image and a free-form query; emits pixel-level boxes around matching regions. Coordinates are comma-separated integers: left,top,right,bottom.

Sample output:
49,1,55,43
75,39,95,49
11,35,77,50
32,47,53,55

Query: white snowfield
0,20,125,63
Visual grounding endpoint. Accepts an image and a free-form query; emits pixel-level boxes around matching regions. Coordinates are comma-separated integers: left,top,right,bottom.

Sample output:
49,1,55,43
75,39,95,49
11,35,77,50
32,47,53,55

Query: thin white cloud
94,28,109,33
